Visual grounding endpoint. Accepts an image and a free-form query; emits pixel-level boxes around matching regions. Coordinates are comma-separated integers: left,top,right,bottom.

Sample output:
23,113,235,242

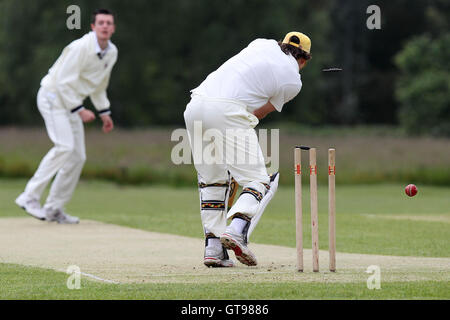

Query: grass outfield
1,264,448,299
0,179,449,299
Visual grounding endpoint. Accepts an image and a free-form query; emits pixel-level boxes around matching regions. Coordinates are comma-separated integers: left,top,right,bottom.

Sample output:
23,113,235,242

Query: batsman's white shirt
191,38,302,112
186,39,302,236
22,32,117,211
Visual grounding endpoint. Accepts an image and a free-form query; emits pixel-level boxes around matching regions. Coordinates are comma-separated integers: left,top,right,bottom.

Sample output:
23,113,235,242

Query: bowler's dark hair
91,8,114,24
278,36,311,61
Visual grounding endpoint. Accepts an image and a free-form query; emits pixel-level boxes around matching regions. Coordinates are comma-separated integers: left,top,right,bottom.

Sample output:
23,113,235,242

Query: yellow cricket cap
282,31,311,54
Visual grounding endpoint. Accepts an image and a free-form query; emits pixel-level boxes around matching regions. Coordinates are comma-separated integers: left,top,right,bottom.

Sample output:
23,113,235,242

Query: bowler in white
15,9,118,224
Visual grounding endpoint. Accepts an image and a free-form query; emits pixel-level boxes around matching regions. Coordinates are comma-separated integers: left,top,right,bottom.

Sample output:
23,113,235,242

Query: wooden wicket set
294,146,336,272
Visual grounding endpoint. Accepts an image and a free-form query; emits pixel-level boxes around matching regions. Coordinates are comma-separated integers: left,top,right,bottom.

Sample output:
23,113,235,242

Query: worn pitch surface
0,218,448,284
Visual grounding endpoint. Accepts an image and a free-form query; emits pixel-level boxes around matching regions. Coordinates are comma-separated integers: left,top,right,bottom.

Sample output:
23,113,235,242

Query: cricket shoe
204,245,235,268
220,227,257,266
15,193,46,221
45,208,79,224
204,235,234,268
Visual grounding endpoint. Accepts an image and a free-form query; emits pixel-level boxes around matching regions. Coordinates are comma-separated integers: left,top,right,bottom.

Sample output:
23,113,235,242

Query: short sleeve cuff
268,99,283,112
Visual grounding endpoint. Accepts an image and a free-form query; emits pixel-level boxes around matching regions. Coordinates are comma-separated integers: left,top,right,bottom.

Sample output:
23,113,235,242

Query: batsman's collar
282,31,311,54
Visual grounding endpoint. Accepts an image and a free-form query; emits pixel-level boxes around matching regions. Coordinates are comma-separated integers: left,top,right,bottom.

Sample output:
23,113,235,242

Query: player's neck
98,39,109,50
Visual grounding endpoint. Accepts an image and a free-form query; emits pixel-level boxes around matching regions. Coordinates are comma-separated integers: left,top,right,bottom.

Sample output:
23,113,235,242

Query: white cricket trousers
184,94,269,237
23,87,86,210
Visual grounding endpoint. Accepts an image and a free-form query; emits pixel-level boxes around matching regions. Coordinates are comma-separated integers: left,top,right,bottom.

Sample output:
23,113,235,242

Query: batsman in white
15,9,118,224
184,31,311,267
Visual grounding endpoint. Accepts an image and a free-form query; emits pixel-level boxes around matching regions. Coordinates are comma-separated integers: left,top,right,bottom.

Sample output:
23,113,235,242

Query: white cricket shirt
191,38,302,112
41,32,118,114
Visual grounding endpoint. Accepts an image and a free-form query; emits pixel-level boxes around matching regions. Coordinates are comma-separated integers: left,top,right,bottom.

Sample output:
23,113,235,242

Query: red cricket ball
405,184,418,197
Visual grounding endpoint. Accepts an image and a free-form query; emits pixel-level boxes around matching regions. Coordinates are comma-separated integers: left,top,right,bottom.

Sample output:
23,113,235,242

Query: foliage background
0,0,448,135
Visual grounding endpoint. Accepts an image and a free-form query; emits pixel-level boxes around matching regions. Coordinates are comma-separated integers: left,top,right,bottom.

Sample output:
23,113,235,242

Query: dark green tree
0,0,448,129
395,33,450,136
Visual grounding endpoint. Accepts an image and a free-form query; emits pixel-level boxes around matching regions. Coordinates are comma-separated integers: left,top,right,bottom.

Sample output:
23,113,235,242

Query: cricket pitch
0,217,448,284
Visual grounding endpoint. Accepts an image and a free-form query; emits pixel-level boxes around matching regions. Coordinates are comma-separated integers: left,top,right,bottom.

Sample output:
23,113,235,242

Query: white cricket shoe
204,244,235,268
15,193,46,221
45,208,79,224
220,226,257,266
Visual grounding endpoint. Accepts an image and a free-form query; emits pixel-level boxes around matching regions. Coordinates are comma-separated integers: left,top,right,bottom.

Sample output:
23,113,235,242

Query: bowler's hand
79,109,96,123
100,114,114,133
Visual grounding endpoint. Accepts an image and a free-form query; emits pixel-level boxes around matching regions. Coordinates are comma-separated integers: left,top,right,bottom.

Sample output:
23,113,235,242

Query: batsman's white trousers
23,87,86,210
184,94,269,236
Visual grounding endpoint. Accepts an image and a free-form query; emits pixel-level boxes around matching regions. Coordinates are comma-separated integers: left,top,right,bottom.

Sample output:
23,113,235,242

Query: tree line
0,0,448,135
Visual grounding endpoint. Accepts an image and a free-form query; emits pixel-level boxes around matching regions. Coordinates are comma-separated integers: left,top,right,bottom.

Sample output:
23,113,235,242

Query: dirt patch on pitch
0,218,449,284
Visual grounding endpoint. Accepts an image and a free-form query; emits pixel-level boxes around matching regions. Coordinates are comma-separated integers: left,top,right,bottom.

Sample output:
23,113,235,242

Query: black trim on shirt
98,108,111,115
71,105,84,113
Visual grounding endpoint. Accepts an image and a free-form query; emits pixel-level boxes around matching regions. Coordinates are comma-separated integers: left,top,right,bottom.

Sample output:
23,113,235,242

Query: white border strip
80,271,120,284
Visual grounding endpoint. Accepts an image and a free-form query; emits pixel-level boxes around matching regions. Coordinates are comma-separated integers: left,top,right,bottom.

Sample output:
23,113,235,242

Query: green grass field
0,179,449,299
1,263,448,300
1,126,449,300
